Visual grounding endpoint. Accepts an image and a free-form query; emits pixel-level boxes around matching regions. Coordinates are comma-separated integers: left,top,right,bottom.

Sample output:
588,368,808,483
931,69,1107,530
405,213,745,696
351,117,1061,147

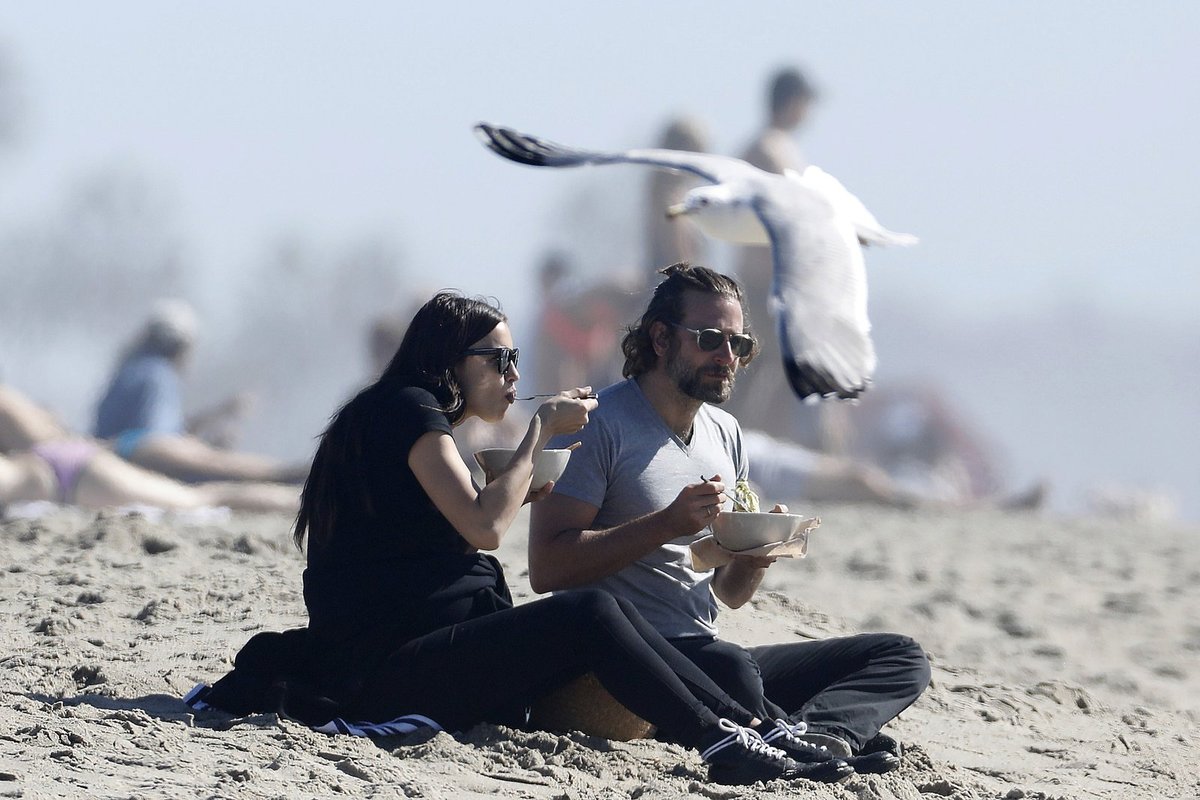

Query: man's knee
679,639,763,683
871,633,931,693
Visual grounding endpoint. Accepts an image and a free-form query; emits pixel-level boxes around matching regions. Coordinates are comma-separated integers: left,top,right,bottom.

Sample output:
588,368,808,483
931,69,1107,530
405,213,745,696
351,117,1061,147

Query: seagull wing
475,122,760,185
790,166,919,248
752,185,876,400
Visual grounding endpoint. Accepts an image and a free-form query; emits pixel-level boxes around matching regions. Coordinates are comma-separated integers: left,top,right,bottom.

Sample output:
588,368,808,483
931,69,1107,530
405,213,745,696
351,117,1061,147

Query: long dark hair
621,262,758,379
294,291,506,549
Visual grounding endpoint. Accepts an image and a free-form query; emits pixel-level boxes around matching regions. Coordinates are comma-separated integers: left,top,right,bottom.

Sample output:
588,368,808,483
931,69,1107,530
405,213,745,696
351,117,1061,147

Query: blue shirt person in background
93,300,307,485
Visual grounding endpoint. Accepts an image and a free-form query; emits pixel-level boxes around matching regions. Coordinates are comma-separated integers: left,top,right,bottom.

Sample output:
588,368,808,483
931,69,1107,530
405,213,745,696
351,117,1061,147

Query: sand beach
1,503,1196,799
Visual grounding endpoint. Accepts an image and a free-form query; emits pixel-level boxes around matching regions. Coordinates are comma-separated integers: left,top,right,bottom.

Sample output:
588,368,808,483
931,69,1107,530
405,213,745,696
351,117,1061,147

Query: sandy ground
1,503,1197,799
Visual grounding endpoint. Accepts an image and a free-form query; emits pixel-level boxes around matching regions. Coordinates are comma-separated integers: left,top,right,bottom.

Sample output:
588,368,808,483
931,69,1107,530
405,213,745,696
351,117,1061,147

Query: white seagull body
475,123,917,400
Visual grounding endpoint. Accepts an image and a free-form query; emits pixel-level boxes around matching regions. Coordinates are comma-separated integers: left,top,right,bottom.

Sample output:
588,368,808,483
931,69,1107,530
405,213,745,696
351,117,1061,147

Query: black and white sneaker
701,719,852,785
761,719,900,775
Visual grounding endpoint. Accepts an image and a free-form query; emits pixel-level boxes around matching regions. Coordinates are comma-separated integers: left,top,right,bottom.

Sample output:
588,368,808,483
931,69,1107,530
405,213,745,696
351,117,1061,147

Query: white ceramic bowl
711,511,807,552
473,448,572,489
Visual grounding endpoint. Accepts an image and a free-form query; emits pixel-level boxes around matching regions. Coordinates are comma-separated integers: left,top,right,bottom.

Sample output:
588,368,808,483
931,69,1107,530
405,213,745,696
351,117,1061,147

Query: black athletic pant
669,633,931,751
351,590,757,747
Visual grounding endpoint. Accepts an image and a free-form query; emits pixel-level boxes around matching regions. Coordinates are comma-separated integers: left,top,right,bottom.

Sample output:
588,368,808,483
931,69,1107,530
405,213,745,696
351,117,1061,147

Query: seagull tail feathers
859,229,919,248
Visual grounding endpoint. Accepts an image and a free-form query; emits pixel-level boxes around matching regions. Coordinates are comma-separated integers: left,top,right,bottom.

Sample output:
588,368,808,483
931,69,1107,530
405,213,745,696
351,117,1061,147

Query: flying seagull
474,122,917,401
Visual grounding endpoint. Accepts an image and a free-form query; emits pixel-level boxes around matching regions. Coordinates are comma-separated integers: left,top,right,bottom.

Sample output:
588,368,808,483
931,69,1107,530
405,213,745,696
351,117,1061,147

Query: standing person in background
533,253,624,397
740,67,814,178
532,253,577,396
644,117,711,282
93,300,308,484
728,67,848,451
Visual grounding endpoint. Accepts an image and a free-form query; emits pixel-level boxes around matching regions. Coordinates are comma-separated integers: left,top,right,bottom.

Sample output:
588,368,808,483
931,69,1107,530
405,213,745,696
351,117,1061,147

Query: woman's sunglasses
669,323,755,358
461,346,520,374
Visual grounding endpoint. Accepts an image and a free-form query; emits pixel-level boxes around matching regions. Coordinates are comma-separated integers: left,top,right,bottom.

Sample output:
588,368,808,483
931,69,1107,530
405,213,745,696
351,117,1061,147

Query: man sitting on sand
530,264,931,770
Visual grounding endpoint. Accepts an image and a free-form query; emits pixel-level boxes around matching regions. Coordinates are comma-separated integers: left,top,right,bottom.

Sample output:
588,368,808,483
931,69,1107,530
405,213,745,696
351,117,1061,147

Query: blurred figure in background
644,117,711,281
738,68,816,357
727,67,850,451
533,253,576,396
367,309,416,378
846,385,1003,504
532,252,625,396
93,300,307,484
0,384,297,513
745,384,1046,511
741,67,814,175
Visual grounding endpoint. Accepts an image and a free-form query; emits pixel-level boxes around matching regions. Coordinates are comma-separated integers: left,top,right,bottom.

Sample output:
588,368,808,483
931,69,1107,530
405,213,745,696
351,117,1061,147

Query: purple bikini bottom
32,439,100,503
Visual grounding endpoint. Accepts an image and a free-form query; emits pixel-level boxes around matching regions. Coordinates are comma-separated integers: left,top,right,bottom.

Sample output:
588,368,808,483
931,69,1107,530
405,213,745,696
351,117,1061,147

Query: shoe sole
789,760,854,783
845,751,900,774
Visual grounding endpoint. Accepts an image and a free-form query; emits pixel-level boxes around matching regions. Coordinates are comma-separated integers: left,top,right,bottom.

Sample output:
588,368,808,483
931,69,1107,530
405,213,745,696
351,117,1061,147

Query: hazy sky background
1,3,1197,517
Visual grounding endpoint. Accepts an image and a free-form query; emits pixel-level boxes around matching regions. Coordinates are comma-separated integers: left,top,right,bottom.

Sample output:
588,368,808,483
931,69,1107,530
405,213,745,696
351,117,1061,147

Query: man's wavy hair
621,262,759,379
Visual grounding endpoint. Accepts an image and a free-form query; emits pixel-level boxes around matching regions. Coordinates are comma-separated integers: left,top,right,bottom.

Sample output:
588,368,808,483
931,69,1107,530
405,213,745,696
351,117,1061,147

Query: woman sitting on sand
0,385,297,513
188,291,853,786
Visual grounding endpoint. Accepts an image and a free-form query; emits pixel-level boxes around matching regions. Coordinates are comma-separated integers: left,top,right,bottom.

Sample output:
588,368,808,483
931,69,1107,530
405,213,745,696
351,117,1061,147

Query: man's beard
666,345,736,404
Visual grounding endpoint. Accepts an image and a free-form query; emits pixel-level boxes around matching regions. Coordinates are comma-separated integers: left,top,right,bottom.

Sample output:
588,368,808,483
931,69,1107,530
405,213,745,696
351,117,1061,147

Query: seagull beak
665,203,688,219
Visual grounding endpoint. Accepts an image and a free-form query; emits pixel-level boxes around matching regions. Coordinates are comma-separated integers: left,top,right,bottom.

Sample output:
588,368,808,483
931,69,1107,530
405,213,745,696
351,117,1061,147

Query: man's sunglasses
461,346,520,374
670,323,755,358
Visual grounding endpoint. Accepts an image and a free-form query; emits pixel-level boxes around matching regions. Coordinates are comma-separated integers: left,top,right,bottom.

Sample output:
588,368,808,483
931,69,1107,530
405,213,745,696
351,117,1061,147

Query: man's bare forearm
712,559,770,609
530,510,680,593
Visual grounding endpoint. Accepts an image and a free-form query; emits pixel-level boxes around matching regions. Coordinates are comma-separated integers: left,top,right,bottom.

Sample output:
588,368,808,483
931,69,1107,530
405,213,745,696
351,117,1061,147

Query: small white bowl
474,448,572,489
711,511,807,552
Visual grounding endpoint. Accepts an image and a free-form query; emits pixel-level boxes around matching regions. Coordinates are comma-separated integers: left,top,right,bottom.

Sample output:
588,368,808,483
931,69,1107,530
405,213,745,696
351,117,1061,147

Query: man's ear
650,321,672,357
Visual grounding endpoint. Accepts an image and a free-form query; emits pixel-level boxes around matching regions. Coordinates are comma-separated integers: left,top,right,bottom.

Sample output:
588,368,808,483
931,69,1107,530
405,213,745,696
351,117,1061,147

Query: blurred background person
726,67,848,451
93,300,308,484
531,251,625,397
532,252,576,396
367,310,414,379
745,426,1044,511
0,384,297,512
845,384,1004,504
643,117,712,282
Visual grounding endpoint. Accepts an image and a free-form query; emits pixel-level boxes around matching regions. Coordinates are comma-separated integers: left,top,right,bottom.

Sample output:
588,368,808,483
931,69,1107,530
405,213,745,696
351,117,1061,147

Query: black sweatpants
669,633,931,751
350,589,757,747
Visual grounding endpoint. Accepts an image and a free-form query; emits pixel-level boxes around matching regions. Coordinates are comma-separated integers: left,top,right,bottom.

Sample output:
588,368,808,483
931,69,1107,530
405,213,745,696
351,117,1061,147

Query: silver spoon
516,393,599,400
701,474,751,512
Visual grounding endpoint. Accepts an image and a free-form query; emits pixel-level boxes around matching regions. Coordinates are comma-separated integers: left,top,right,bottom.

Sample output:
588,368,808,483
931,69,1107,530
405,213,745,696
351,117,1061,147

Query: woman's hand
525,480,556,504
535,387,598,439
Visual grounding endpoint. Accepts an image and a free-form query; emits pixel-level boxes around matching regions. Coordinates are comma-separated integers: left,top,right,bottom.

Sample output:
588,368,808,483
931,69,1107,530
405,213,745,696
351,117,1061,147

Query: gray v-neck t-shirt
547,378,747,637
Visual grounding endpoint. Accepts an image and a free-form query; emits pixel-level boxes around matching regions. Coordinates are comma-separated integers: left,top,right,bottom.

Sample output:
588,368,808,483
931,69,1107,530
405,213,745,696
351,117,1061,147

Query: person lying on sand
92,299,308,484
0,384,297,513
531,264,931,773
187,291,855,786
743,427,1047,511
